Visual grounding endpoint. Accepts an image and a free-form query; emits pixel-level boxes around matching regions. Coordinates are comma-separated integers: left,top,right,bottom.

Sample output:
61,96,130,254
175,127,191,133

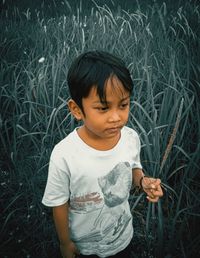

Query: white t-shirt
42,126,142,257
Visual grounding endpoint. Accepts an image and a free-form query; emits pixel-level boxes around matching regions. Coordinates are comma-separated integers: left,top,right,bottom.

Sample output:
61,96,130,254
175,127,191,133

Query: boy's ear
67,99,83,120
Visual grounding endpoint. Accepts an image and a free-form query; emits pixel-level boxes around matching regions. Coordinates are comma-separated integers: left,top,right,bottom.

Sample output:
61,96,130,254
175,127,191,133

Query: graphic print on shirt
70,192,103,212
70,162,132,244
98,161,131,207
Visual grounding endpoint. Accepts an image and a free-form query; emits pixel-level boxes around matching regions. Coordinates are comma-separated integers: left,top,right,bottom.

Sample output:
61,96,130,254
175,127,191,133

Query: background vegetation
0,0,199,257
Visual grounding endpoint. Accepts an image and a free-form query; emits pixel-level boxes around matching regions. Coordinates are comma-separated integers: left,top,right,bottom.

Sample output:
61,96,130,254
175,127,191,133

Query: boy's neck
77,126,121,151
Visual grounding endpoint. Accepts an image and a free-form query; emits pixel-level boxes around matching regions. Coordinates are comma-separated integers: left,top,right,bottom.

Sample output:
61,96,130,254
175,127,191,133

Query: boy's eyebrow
120,96,130,101
93,96,130,104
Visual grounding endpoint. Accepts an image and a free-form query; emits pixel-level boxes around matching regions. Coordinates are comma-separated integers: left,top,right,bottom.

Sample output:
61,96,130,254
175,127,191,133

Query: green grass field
0,0,200,257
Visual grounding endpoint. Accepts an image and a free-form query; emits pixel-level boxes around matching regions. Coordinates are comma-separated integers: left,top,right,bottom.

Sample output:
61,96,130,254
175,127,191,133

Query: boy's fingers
142,177,163,201
149,193,156,199
147,196,159,202
145,185,163,200
143,177,161,187
150,179,161,188
154,178,161,185
152,187,163,197
155,184,164,196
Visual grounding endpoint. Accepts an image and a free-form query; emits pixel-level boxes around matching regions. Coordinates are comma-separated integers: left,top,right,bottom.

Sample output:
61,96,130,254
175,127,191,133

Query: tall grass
1,0,200,257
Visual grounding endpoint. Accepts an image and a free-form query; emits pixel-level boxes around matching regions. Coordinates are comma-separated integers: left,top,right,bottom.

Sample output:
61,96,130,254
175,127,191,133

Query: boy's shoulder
123,126,140,138
51,129,77,158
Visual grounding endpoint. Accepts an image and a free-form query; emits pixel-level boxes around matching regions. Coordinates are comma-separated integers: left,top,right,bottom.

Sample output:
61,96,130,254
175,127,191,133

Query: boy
42,50,163,258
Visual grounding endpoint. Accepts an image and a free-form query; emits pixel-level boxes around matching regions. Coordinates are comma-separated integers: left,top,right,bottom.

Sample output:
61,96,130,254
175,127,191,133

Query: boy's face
75,76,130,142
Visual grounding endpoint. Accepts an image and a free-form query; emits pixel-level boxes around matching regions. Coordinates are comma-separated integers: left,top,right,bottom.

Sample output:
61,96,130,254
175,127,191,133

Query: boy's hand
60,241,80,258
141,177,163,202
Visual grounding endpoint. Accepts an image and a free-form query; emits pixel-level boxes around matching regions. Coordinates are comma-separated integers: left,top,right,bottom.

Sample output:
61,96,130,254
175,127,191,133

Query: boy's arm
132,168,163,202
132,168,145,188
53,203,79,258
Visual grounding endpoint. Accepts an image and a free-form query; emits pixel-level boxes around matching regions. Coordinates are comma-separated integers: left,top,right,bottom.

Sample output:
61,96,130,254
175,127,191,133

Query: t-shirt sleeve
130,130,143,170
42,158,70,207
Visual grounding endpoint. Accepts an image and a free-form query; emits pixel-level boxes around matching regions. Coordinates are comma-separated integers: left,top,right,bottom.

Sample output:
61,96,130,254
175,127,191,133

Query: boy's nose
108,111,121,123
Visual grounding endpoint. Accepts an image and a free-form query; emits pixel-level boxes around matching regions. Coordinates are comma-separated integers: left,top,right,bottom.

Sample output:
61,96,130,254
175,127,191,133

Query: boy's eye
96,106,108,111
120,103,129,109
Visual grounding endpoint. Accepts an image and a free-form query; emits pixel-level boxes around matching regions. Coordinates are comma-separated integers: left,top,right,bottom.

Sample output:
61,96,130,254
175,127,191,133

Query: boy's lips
106,126,122,134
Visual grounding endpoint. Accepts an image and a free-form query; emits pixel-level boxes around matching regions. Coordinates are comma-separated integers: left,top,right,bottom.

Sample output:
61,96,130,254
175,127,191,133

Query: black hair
67,50,133,111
